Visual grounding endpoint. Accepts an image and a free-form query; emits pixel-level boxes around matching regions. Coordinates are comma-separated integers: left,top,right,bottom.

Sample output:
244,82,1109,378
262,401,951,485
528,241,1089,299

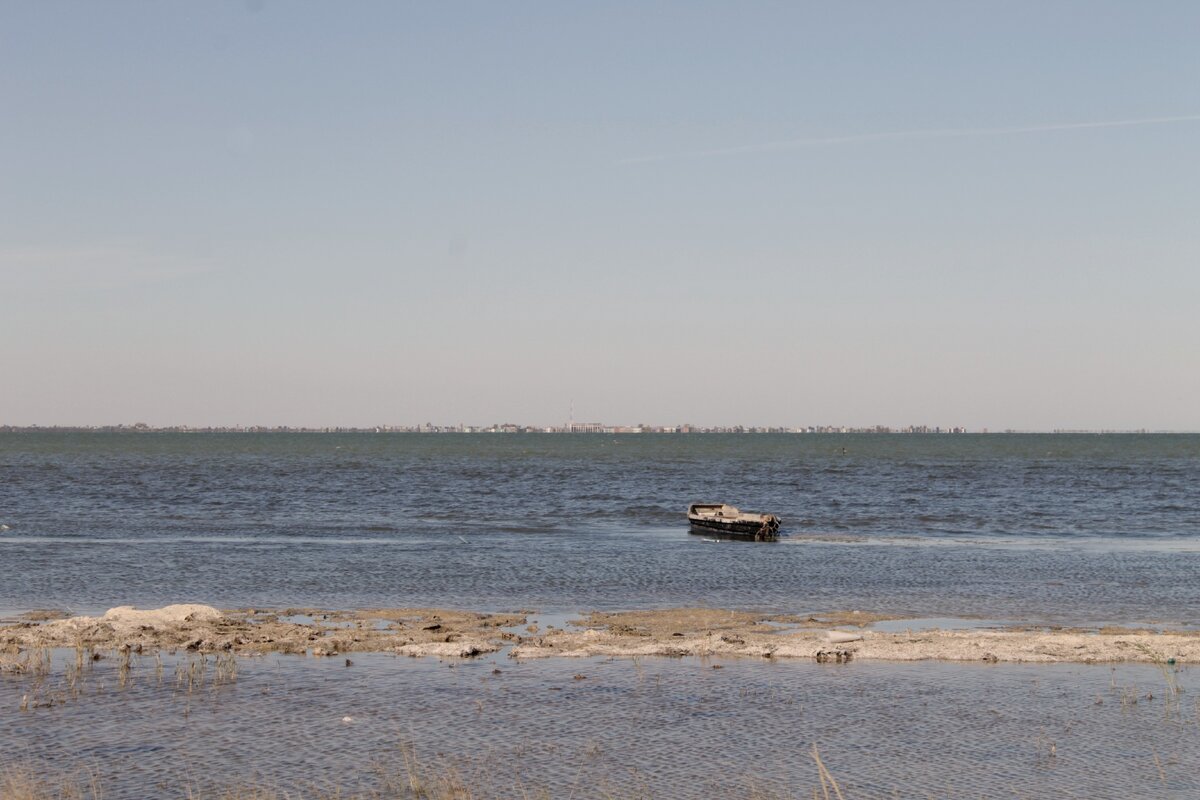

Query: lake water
1,650,1197,799
3,432,1200,797
1,432,1199,624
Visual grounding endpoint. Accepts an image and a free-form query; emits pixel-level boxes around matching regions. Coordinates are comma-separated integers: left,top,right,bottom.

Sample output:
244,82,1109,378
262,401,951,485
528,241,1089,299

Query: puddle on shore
270,613,377,630
275,613,339,627
869,616,1015,633
862,617,1200,635
2,649,1197,799
500,610,583,637
754,617,1015,636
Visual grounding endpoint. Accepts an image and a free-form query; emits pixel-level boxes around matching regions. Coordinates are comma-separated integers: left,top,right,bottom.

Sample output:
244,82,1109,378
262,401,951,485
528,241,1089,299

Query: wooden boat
687,503,781,541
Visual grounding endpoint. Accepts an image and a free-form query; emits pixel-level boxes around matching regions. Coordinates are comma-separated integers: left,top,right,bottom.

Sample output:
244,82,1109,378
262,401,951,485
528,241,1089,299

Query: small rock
815,649,853,664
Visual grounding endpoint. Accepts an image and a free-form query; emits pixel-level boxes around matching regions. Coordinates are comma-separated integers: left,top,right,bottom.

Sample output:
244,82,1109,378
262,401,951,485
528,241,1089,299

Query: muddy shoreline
2,604,1198,666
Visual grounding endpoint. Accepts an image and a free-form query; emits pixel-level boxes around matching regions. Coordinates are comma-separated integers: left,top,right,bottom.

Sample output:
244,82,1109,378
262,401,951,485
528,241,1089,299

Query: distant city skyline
2,3,1197,431
2,422,1189,435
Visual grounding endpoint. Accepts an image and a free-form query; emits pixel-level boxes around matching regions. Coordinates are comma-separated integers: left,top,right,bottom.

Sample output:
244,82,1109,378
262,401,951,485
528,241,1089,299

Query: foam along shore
2,605,1198,665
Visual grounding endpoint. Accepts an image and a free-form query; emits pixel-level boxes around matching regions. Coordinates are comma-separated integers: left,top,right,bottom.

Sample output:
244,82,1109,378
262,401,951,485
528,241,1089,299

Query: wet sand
3,604,1199,665
0,605,522,662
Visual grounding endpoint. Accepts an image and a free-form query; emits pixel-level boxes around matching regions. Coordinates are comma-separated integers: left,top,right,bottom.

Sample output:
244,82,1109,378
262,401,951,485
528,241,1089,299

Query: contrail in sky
618,114,1200,164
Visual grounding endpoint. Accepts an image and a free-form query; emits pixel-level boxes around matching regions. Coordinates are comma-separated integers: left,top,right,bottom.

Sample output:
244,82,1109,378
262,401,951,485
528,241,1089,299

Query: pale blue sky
2,1,1198,429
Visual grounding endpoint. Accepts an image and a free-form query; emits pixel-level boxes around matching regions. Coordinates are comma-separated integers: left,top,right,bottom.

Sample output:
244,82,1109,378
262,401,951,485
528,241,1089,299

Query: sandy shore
2,605,1198,665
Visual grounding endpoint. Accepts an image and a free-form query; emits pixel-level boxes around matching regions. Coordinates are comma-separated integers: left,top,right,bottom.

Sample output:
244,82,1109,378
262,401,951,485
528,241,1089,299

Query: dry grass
0,746,838,800
809,745,845,800
0,647,51,678
0,765,102,800
1131,643,1182,709
0,749,847,800
5,646,242,715
0,649,23,676
19,611,71,623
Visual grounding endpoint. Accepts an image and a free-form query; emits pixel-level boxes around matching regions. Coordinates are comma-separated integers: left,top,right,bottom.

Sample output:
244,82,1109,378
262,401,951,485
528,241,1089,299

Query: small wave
0,535,443,546
914,514,974,524
491,523,563,534
784,533,869,544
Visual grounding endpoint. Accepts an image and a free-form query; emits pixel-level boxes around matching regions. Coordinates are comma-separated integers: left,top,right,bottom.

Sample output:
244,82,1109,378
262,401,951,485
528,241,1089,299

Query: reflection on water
3,534,1199,626
869,617,1016,633
2,652,1197,799
2,433,1199,625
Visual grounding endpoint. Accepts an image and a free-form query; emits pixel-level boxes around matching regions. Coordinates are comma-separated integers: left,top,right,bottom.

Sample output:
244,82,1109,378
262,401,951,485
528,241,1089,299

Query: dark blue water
2,432,1198,623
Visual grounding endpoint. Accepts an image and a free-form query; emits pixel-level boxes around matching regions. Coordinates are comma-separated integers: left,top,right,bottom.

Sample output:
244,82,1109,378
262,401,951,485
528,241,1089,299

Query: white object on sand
103,604,225,625
825,630,864,643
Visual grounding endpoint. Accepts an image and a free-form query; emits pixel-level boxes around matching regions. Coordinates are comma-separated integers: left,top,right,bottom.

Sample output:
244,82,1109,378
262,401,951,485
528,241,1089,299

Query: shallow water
2,432,1199,623
4,433,1199,797
2,652,1197,799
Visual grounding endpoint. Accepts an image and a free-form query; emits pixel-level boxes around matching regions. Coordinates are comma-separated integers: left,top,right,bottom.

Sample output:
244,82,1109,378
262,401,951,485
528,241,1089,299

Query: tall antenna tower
569,398,574,432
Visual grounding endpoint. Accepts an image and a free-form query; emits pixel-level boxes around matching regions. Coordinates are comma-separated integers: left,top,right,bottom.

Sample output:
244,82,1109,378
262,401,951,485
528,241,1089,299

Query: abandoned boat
687,503,782,541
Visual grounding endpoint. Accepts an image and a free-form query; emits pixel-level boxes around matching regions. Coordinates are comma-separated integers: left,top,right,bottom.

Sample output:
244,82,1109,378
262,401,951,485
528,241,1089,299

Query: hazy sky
3,1,1198,430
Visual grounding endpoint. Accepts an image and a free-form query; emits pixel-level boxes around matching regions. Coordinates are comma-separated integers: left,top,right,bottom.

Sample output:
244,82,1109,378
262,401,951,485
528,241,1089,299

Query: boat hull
686,502,782,542
688,517,780,541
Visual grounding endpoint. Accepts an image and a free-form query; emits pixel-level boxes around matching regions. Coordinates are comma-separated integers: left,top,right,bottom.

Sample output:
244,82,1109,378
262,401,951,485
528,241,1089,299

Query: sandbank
2,604,1197,666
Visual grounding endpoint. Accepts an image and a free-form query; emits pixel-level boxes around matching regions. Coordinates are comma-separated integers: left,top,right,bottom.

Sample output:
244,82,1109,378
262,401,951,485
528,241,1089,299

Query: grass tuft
0,765,102,800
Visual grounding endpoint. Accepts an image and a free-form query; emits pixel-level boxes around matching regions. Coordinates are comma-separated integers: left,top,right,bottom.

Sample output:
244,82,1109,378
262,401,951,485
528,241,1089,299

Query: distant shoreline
0,426,1191,435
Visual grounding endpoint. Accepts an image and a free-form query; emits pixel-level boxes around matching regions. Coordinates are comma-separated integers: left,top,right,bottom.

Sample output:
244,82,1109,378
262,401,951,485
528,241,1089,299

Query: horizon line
2,424,1195,435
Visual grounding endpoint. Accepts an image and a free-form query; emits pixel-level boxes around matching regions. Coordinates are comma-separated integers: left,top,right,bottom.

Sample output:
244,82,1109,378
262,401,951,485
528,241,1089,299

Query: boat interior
689,503,749,519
